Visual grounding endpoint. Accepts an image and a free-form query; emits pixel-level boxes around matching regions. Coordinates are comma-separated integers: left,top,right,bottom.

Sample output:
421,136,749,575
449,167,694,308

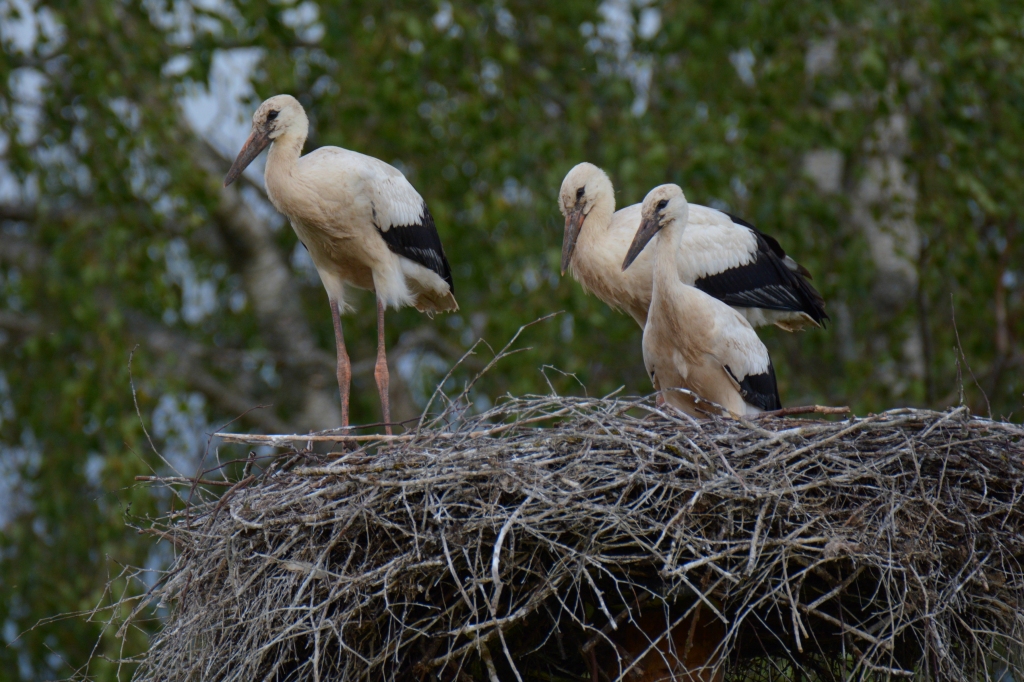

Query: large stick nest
118,397,1024,681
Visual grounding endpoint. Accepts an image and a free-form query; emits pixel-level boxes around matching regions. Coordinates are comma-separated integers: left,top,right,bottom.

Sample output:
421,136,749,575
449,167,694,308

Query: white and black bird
224,94,457,434
559,162,827,330
622,184,781,417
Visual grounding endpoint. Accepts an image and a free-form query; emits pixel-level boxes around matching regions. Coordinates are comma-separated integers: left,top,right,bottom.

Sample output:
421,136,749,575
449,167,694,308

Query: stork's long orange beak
224,127,271,187
560,201,586,275
622,216,661,271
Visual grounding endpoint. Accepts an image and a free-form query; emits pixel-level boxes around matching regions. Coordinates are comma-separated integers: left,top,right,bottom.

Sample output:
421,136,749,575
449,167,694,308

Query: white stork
622,184,781,417
224,95,458,434
558,162,827,331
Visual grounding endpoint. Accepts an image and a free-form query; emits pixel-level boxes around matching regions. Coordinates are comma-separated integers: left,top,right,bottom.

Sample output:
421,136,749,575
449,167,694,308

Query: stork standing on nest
224,95,458,434
622,185,781,417
558,162,827,331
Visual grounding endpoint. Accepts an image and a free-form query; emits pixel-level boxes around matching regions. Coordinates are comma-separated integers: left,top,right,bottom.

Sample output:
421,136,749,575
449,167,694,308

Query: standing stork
224,95,458,434
558,162,827,330
622,185,781,417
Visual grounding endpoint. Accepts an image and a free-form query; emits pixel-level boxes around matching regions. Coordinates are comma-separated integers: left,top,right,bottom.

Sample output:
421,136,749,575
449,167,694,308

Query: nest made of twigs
112,396,1024,682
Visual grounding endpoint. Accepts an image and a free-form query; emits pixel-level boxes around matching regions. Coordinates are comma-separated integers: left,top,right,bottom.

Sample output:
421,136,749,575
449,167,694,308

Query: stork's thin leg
330,299,351,429
374,298,392,435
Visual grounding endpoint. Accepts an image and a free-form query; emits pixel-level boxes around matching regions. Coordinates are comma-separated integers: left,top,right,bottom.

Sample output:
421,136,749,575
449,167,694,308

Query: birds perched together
559,163,827,417
225,95,826,427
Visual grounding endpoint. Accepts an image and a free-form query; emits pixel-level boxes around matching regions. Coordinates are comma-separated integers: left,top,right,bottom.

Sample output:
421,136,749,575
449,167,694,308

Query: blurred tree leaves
1,0,1023,678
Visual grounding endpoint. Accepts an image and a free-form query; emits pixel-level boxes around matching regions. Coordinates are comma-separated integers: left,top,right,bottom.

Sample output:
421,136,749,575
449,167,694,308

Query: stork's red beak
622,216,661,271
224,127,271,187
560,201,586,275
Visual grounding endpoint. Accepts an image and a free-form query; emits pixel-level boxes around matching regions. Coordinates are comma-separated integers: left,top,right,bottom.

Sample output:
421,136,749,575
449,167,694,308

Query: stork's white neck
267,129,305,173
573,181,616,260
653,203,689,294
264,128,307,211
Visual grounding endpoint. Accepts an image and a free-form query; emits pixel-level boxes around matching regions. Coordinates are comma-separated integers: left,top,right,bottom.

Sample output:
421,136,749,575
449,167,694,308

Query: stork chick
623,185,781,417
225,95,458,434
559,162,826,331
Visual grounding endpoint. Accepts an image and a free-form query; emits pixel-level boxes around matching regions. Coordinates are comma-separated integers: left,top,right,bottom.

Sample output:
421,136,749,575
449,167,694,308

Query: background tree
0,0,1021,678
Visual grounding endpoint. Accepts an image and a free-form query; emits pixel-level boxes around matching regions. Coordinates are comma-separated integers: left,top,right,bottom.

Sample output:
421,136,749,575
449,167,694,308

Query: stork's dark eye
576,187,585,199
266,110,279,121
656,199,668,210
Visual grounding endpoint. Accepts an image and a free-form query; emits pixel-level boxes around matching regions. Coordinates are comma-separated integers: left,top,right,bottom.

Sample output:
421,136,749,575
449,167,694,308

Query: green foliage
1,0,1022,679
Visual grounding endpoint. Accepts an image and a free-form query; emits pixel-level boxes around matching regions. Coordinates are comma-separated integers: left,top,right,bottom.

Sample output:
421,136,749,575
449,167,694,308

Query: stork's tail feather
413,290,459,314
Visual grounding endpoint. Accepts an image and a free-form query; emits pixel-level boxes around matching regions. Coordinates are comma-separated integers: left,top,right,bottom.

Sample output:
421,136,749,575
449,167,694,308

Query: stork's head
558,162,614,275
622,184,686,271
224,95,308,187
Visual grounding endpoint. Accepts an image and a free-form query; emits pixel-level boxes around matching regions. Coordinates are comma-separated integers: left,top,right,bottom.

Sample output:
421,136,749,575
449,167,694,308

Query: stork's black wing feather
375,204,455,293
695,217,828,326
726,361,782,412
725,213,788,260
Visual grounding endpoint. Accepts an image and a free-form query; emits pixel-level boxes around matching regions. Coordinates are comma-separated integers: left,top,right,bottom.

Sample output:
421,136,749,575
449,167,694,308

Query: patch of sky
8,67,45,145
637,6,661,40
495,4,516,37
0,267,23,313
0,1,59,203
241,184,285,231
162,53,192,78
128,140,175,209
3,593,39,678
395,348,450,408
0,0,63,56
0,428,42,529
521,265,540,292
724,112,741,143
280,1,324,43
588,0,661,117
730,176,748,201
560,313,574,342
142,540,175,592
152,392,211,476
730,47,756,87
501,177,532,207
84,452,105,487
289,242,320,287
433,2,453,31
143,0,244,46
480,59,503,96
163,238,219,325
181,48,265,185
108,97,142,131
473,394,492,415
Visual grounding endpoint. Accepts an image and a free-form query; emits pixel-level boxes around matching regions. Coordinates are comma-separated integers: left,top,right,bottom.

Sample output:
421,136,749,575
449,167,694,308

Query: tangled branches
109,397,1024,681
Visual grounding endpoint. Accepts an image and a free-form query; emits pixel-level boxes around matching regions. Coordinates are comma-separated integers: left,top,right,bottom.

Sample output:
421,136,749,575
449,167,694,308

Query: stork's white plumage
622,185,781,417
224,95,457,434
558,162,827,330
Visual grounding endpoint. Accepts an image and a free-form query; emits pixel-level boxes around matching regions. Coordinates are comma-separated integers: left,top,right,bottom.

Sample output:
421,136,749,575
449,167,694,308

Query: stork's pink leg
374,298,392,435
330,299,351,428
